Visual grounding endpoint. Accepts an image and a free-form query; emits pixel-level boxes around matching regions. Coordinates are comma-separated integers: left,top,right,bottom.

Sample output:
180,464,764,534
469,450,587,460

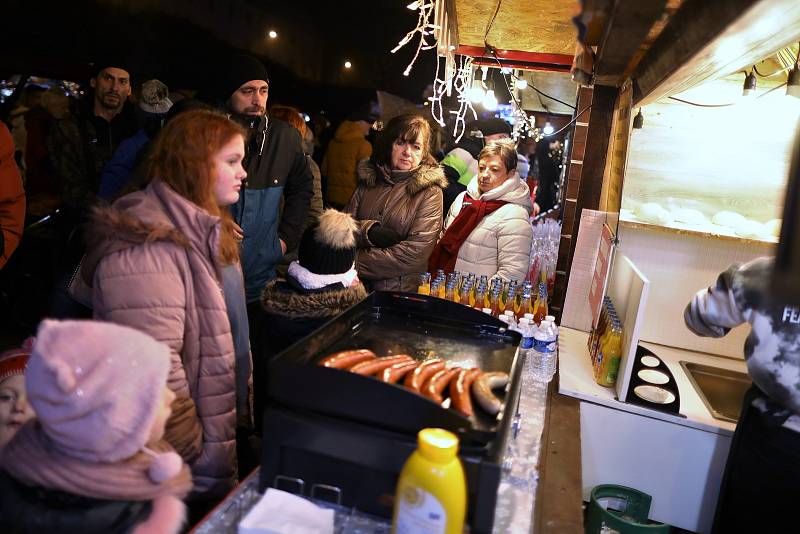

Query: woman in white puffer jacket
429,140,533,281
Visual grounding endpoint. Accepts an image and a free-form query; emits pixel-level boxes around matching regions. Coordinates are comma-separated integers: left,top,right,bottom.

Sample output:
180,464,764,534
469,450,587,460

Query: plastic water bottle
544,315,558,379
503,310,517,328
519,318,535,351
531,319,557,381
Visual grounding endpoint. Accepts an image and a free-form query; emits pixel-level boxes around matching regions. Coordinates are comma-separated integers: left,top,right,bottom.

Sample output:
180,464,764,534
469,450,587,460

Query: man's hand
280,239,287,254
367,224,402,248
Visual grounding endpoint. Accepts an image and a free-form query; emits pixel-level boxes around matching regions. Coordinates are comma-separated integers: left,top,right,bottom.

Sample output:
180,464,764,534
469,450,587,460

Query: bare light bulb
515,78,528,90
543,122,554,135
469,86,485,103
268,30,277,39
483,90,498,111
344,61,352,69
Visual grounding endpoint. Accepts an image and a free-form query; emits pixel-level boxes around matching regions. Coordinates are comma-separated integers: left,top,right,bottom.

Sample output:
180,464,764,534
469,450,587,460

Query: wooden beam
593,0,669,87
534,387,584,533
566,85,618,283
444,0,460,48
633,0,800,106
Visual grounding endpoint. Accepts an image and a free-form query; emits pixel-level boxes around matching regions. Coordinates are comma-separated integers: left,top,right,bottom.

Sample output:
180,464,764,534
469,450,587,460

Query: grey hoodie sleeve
684,264,747,337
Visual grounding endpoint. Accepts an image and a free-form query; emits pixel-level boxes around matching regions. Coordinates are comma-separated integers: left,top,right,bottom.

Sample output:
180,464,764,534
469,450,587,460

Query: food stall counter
192,351,551,533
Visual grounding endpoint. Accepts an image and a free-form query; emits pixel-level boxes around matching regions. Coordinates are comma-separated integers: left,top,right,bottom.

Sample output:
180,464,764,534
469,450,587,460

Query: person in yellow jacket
322,108,375,208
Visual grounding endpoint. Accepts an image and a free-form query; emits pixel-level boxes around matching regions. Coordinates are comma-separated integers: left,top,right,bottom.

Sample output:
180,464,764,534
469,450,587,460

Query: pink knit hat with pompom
26,320,173,466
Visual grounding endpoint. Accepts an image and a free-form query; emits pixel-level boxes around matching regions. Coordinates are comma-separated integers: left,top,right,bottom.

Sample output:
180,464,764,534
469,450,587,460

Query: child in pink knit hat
0,338,35,449
0,320,193,534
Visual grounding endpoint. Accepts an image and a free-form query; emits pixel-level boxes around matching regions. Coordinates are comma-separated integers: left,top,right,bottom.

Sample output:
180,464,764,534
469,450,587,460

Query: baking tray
267,291,523,449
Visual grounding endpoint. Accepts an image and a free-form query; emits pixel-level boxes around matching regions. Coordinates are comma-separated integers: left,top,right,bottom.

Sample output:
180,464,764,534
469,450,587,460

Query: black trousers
712,386,800,533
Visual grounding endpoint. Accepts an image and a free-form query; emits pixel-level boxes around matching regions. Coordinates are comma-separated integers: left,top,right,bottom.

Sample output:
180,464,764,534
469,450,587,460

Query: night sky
2,0,438,115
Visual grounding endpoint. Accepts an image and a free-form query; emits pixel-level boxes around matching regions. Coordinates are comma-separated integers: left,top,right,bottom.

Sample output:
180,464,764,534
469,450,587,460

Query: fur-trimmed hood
356,159,447,197
82,180,222,286
261,278,367,319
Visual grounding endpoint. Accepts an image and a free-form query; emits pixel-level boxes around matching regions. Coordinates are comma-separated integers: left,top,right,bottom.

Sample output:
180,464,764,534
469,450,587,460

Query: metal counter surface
192,351,550,534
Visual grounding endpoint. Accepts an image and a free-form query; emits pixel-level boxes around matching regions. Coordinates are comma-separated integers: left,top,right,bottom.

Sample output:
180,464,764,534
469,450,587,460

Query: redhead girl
83,110,250,500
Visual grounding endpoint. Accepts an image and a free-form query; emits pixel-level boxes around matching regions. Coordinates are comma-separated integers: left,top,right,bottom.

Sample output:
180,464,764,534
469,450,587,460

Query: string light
391,0,438,77
393,0,550,142
268,30,277,39
446,56,479,142
344,61,352,69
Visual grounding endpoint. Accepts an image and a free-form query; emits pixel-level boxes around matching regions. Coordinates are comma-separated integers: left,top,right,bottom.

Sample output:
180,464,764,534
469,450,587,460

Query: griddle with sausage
318,349,509,417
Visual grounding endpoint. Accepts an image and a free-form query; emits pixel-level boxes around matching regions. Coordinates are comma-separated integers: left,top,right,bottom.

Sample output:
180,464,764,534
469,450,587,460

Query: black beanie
298,210,358,275
475,117,512,137
218,54,270,100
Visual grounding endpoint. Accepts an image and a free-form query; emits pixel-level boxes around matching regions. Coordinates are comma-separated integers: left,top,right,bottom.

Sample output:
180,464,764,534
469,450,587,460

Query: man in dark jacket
209,55,312,379
212,55,313,305
46,62,139,217
46,61,139,319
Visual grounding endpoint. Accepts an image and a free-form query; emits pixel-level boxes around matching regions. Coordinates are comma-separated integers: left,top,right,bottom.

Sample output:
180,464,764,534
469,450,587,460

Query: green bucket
585,485,670,534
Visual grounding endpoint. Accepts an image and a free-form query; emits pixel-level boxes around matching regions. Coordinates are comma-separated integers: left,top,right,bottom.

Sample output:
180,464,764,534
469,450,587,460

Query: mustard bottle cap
417,428,459,463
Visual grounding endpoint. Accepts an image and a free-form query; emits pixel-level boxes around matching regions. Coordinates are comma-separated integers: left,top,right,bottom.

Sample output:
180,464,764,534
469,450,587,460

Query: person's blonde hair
478,139,518,173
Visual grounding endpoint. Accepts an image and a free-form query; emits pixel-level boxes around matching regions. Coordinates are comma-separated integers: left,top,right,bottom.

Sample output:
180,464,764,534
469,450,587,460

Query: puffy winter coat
83,179,237,499
346,160,446,292
443,173,533,281
322,121,372,206
260,277,367,357
0,123,25,268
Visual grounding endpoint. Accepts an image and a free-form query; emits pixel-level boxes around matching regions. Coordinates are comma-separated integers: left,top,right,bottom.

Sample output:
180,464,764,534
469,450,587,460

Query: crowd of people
0,54,564,532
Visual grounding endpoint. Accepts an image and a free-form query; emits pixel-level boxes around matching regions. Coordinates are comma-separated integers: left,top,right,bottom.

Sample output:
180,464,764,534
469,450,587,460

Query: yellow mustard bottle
392,428,466,534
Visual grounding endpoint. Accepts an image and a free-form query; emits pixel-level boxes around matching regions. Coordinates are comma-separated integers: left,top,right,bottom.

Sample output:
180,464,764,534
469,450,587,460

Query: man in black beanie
211,54,313,360
47,60,139,216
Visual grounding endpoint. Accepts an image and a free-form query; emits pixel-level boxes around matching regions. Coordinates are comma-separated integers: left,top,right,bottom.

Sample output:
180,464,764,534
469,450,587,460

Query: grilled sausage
319,349,376,369
472,372,509,415
404,358,445,392
380,360,420,383
449,367,482,417
421,367,460,404
348,355,413,376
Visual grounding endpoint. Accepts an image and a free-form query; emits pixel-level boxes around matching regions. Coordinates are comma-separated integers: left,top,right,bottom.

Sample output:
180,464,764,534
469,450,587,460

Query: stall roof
449,0,576,68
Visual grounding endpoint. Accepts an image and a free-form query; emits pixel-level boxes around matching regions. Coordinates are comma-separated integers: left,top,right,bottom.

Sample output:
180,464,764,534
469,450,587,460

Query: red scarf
428,194,507,273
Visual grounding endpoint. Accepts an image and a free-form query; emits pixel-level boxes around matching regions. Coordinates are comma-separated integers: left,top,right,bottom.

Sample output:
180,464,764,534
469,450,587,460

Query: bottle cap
417,428,459,463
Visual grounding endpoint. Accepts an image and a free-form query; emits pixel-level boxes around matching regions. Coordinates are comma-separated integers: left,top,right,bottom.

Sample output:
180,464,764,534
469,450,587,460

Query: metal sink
679,361,752,423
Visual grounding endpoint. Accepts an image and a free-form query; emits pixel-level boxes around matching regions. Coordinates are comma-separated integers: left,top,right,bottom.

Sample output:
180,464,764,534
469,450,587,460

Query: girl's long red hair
144,109,245,264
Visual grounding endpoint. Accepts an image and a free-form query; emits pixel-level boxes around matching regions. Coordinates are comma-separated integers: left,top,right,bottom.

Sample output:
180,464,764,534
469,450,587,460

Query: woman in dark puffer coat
345,114,447,292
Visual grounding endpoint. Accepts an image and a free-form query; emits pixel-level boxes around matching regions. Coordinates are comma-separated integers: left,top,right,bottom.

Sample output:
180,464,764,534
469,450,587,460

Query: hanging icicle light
391,1,438,77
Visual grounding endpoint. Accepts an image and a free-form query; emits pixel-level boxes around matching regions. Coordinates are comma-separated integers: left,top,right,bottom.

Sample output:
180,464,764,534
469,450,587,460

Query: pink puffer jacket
83,179,237,499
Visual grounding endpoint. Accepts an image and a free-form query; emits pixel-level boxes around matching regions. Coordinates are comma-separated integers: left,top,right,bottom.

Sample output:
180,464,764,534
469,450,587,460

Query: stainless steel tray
679,361,751,423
